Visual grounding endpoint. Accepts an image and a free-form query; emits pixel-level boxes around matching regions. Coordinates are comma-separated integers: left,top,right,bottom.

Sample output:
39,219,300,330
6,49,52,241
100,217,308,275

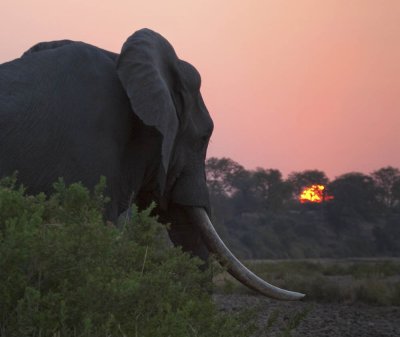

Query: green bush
0,177,255,337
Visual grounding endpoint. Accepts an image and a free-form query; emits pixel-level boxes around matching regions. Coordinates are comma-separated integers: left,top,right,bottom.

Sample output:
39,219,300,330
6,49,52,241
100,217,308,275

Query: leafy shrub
0,177,255,337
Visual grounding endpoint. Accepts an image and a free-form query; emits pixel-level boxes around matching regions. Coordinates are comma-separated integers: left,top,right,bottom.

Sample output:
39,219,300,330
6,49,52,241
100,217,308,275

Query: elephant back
0,41,133,196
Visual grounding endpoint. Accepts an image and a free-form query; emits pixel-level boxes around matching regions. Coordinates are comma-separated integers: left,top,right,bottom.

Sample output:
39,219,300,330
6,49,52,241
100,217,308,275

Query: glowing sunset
1,0,399,178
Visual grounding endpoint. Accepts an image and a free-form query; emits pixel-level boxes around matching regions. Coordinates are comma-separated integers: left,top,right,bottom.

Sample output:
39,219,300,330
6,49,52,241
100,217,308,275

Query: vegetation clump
215,259,400,306
0,176,255,337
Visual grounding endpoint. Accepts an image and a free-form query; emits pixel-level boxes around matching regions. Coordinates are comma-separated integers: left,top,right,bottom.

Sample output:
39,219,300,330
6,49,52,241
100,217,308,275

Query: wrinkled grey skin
0,29,304,300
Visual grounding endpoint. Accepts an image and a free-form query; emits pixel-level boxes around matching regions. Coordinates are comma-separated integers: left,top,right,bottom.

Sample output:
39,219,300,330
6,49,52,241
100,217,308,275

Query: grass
214,259,400,306
260,304,314,337
279,305,314,337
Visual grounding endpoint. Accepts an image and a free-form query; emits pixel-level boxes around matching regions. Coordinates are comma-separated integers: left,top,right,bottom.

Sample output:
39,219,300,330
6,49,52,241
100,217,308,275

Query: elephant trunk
186,207,305,301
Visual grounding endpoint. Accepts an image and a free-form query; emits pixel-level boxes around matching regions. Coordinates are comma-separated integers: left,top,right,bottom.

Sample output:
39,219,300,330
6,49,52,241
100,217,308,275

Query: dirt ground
214,294,400,337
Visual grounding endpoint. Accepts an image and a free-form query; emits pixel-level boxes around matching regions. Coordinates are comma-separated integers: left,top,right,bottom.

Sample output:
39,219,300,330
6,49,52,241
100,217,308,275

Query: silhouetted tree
393,180,400,213
205,157,248,225
371,166,400,212
205,157,246,197
206,159,291,215
287,170,330,198
230,169,256,215
251,168,292,211
327,172,379,226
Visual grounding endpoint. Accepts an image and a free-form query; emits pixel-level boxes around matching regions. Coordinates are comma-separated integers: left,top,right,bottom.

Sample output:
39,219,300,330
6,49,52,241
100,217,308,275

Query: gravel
214,294,400,337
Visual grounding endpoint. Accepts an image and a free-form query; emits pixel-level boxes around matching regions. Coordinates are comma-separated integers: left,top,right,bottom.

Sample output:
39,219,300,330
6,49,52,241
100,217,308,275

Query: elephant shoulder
21,39,118,63
22,40,75,56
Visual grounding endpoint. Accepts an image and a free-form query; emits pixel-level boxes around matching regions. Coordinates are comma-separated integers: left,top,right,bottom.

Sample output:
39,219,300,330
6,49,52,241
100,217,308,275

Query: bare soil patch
214,294,400,337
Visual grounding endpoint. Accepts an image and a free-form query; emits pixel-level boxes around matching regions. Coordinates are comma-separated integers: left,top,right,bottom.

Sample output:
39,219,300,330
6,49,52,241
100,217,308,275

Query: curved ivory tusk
187,207,305,301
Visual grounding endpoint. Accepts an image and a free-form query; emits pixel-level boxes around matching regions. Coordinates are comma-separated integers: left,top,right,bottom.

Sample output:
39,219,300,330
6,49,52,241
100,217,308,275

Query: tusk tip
259,287,305,301
287,291,306,301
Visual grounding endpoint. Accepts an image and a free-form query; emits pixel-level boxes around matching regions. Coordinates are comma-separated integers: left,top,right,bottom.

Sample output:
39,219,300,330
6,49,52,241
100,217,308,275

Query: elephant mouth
185,207,305,301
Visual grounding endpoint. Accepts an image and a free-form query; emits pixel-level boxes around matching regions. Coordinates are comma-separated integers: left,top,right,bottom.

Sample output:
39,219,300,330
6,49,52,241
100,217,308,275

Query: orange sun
299,185,333,203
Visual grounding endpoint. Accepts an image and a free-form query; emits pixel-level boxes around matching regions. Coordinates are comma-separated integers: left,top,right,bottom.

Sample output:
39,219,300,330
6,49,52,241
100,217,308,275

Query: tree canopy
205,157,400,259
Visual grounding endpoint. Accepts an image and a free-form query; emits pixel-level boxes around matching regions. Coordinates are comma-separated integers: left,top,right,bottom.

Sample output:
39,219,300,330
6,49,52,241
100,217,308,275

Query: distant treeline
206,157,400,259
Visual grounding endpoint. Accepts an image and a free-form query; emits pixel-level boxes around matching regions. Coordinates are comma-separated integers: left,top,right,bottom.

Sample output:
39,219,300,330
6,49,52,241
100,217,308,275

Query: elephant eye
200,135,209,146
194,135,208,152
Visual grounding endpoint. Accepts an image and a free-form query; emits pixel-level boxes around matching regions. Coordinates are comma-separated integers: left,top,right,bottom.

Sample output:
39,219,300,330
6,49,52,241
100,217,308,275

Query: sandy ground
214,294,400,337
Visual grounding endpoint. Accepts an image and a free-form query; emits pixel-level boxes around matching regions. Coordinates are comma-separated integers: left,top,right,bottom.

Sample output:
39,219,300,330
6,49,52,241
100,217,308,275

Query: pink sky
1,0,399,179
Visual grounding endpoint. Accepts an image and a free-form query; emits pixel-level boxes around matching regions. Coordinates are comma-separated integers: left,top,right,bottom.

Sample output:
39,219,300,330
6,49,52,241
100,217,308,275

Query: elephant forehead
178,60,201,92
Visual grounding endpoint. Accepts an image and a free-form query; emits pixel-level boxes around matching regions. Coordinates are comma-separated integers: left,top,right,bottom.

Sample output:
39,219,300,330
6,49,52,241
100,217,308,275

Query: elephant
0,28,303,301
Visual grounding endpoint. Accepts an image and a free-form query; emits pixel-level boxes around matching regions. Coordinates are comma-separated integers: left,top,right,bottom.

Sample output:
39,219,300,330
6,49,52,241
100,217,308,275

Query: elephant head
117,29,211,210
116,29,304,301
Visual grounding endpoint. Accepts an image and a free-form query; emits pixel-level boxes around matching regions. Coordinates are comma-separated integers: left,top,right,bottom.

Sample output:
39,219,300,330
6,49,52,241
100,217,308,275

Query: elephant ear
116,29,179,177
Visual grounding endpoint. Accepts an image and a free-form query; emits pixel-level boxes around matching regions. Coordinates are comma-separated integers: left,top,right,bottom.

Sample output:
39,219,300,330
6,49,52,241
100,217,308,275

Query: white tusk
187,207,305,301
